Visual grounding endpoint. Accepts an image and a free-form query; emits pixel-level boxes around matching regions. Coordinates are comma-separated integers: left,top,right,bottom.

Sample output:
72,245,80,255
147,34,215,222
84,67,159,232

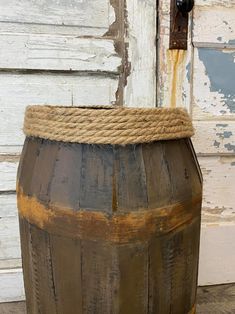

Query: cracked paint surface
198,48,235,113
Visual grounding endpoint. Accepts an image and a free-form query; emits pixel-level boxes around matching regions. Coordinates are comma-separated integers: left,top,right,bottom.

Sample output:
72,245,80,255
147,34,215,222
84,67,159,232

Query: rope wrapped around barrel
23,105,194,145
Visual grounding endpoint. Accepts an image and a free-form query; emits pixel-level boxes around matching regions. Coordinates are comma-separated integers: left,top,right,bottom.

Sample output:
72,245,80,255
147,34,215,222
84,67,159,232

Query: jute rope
23,105,194,145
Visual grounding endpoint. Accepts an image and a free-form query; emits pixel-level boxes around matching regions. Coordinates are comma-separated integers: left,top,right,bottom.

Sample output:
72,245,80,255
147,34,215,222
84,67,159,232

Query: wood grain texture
0,34,121,72
199,156,235,224
0,0,113,31
0,215,20,262
0,161,18,191
0,194,21,267
0,73,118,153
0,21,110,37
195,0,235,7
124,0,156,108
0,269,25,303
17,137,202,313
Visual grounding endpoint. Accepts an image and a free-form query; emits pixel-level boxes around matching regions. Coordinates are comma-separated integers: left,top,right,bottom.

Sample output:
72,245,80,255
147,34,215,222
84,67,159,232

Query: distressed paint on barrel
17,137,202,314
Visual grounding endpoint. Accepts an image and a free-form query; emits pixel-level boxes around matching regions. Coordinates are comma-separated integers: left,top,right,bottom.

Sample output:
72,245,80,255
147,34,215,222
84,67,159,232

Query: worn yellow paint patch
167,50,187,108
17,186,202,244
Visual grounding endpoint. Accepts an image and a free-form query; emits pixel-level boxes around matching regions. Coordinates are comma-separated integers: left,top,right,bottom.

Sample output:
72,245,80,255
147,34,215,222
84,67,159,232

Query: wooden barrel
17,106,202,314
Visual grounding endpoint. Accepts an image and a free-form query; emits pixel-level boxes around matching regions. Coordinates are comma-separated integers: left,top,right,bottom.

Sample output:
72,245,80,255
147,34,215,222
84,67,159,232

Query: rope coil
24,105,194,145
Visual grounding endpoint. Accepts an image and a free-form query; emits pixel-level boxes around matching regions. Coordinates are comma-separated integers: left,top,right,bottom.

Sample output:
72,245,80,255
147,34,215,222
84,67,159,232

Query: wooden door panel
0,0,157,302
158,0,235,286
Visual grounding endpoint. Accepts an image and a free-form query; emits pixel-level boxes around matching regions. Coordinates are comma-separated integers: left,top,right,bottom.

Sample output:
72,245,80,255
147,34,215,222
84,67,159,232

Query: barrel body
17,137,202,314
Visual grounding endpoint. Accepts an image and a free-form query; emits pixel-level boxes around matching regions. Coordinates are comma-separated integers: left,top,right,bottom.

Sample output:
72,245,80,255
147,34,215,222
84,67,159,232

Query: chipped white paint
193,7,235,46
0,22,107,38
195,0,235,8
0,34,121,72
124,0,156,108
192,48,235,119
0,162,18,192
193,121,235,155
199,156,235,223
0,74,118,153
0,0,112,31
0,194,18,218
0,259,21,270
0,269,24,302
0,195,21,266
0,216,21,262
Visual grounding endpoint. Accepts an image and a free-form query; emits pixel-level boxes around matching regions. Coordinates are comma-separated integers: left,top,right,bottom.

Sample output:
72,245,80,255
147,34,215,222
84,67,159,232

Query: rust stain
167,50,186,108
188,304,196,314
17,186,202,244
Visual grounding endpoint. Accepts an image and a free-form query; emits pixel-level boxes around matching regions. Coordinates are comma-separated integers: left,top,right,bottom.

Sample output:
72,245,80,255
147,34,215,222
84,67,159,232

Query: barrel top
23,105,194,145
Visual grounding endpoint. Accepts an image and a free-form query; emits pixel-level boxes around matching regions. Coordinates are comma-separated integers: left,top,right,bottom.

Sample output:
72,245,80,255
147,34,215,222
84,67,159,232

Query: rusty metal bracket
169,0,192,50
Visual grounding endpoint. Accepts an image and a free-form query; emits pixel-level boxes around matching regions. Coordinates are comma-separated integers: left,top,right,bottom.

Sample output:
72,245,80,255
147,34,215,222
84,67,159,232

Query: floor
0,284,234,313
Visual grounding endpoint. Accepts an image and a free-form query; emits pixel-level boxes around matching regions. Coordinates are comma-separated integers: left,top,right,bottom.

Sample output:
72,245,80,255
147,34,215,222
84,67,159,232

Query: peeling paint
104,0,131,106
186,62,191,83
216,124,228,127
198,48,235,113
223,131,233,138
224,143,235,152
216,131,233,139
213,140,220,148
104,0,121,37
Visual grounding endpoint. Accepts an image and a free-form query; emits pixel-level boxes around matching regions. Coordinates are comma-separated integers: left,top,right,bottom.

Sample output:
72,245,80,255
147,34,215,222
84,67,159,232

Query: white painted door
0,0,157,302
158,0,235,285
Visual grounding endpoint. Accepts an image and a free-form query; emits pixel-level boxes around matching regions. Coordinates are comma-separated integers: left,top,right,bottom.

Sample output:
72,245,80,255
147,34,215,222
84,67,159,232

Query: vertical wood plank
117,242,148,314
81,240,119,314
18,138,42,196
79,145,114,213
30,140,59,204
115,145,148,211
49,143,82,210
19,218,36,314
49,234,82,314
124,0,157,108
163,140,193,202
28,224,57,314
142,142,172,208
149,218,200,313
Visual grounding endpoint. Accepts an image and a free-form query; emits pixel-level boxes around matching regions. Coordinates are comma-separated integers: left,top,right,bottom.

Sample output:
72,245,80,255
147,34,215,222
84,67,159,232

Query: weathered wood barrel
17,106,202,314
